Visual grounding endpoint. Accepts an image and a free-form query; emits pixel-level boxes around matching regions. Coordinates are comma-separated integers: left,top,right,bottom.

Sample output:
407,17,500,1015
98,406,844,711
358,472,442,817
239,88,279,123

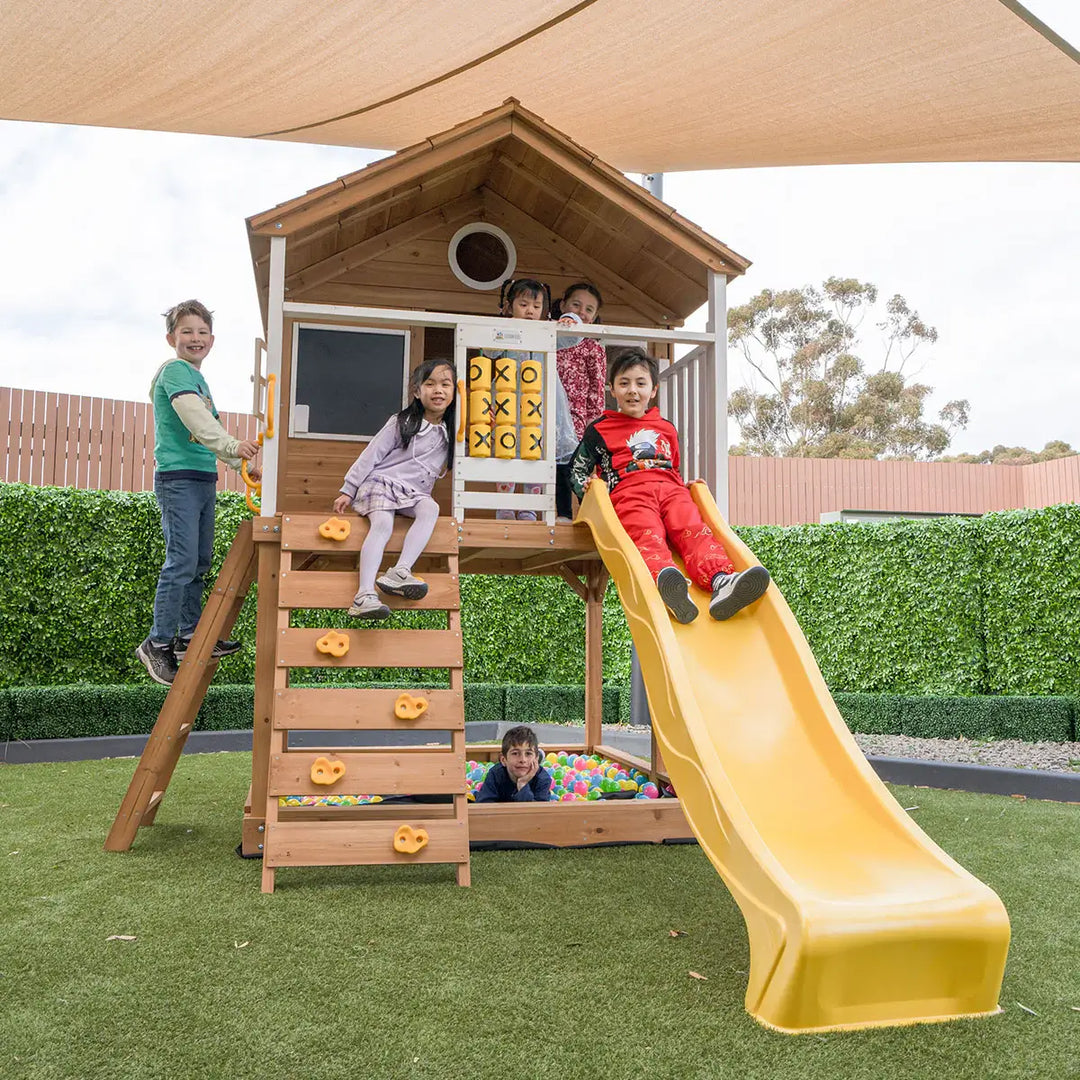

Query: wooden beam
258,154,496,265
556,565,588,601
494,153,703,299
521,548,596,574
250,117,512,236
468,798,691,845
506,121,748,277
285,192,484,294
480,188,674,326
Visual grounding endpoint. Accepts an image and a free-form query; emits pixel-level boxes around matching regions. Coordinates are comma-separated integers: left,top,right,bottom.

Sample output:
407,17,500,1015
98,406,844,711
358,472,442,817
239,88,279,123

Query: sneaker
136,637,178,685
376,566,429,600
709,566,771,621
495,509,515,521
173,637,243,660
656,566,698,624
516,510,538,521
348,592,391,620
556,516,574,524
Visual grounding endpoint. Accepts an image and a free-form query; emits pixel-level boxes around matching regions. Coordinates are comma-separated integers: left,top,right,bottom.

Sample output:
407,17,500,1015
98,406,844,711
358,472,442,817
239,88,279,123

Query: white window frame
288,322,411,442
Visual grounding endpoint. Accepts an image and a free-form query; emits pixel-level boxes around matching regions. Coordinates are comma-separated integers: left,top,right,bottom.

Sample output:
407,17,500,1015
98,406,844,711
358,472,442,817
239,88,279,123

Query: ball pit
466,752,661,802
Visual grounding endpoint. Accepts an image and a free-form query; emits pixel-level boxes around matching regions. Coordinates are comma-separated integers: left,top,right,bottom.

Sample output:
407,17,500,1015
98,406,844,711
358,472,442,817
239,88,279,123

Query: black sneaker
136,637,179,685
173,637,243,660
657,566,699,624
709,566,771,621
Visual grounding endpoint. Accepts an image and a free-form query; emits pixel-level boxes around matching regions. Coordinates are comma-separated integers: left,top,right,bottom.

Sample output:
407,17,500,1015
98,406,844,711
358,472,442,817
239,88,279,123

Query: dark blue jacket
476,763,552,802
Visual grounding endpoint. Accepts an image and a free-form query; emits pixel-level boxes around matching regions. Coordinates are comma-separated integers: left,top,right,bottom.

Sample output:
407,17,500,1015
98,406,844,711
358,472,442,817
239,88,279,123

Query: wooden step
281,514,459,555
279,570,460,610
268,750,466,797
264,818,468,868
274,687,464,730
276,628,462,669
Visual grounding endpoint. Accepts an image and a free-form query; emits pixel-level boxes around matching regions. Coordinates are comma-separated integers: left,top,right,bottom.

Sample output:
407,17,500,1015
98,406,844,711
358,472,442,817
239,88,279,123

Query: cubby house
108,100,750,891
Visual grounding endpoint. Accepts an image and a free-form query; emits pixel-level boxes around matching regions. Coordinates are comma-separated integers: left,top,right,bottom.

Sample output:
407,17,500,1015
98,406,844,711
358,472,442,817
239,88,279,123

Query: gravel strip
853,733,1080,773
605,724,1080,774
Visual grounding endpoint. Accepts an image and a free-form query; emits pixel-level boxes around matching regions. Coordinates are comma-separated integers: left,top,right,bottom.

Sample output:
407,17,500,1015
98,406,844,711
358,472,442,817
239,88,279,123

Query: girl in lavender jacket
332,359,456,619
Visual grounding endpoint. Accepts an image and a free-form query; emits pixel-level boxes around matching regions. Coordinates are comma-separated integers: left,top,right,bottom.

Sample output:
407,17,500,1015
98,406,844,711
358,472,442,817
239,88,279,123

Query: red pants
610,476,734,588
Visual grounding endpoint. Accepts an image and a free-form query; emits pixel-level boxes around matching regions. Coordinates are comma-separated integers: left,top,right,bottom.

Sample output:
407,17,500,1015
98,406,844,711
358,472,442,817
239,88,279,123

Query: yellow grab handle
456,380,466,441
264,373,276,439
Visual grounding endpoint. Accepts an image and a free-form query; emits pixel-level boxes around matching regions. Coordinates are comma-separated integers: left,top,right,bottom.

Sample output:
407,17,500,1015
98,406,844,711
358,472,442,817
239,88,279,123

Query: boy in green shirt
136,300,260,685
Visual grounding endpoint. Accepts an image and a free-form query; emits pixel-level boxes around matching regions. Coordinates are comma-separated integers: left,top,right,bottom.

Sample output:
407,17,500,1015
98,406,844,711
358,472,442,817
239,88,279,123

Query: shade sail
1,0,1077,170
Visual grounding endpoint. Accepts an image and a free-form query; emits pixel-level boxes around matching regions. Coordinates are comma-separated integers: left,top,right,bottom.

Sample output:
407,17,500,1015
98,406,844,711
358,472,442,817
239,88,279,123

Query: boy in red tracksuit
569,347,770,623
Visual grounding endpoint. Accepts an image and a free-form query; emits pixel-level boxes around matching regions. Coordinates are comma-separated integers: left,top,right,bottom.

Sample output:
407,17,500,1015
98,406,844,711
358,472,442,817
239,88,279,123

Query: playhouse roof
3,1,1078,170
246,101,750,326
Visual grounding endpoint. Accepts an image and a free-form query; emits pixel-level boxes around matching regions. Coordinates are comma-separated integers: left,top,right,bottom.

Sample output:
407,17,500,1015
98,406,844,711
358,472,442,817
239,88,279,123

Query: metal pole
630,647,651,728
630,170,663,729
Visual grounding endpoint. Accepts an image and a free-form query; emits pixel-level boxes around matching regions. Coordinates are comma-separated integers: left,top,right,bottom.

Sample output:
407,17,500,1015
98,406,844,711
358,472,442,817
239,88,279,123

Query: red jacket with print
568,407,685,497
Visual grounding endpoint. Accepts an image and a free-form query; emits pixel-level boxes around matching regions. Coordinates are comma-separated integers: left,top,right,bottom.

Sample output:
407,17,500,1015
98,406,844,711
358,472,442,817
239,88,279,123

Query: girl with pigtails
333,358,456,619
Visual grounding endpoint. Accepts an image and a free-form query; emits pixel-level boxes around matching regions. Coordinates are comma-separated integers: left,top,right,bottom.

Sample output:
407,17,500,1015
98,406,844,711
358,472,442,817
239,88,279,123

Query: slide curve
577,479,1009,1033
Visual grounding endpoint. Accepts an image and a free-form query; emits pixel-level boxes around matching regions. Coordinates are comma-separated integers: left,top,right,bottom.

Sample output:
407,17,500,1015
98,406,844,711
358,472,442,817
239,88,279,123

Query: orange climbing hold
394,693,430,720
310,756,346,785
393,824,429,854
316,630,350,657
318,516,351,541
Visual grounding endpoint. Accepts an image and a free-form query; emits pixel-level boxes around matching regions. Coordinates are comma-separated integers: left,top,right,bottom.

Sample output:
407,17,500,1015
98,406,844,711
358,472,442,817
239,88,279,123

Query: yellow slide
577,480,1010,1033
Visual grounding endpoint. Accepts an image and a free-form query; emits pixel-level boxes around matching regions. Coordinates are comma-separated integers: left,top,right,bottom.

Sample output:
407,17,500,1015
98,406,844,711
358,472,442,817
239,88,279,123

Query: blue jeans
151,474,217,643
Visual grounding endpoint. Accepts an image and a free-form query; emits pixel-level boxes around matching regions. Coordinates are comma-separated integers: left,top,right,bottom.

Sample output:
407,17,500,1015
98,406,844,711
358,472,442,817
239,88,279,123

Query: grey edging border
3,725,1078,804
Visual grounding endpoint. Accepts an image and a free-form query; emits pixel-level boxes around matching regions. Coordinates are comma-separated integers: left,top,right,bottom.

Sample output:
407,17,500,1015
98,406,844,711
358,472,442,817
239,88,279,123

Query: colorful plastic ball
587,789,601,800
642,783,659,798
561,792,576,802
573,781,588,795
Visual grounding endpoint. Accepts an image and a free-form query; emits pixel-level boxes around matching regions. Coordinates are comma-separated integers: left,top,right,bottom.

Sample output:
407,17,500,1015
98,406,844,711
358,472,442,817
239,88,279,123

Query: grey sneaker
709,566,771,621
656,566,698,624
173,636,243,660
516,510,538,521
495,509,515,521
348,592,391,620
136,637,178,685
376,566,429,600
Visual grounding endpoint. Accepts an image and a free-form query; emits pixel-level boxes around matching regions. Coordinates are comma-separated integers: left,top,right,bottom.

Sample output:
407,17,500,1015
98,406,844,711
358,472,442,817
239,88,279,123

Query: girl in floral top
553,282,607,519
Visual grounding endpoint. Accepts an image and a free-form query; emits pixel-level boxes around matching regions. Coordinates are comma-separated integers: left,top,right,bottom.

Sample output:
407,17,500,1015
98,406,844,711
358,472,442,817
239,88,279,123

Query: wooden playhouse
106,100,749,891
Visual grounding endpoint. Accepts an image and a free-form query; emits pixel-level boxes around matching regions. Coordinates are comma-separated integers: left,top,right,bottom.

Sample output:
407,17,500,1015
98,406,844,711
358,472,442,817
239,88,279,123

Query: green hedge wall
4,482,1080,700
0,484,630,690
2,685,1073,744
0,682,630,742
739,517,986,694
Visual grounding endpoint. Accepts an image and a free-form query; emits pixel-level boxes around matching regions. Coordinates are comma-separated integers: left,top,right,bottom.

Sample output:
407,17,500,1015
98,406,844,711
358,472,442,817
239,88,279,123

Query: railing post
260,236,286,517
706,271,728,516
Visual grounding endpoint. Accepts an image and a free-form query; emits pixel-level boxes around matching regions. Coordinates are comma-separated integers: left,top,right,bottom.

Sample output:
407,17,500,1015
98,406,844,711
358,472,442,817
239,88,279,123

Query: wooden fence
2,385,1077,523
0,386,259,495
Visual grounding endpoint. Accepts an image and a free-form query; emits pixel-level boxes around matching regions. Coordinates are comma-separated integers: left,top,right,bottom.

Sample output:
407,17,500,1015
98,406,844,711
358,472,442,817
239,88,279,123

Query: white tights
357,498,440,596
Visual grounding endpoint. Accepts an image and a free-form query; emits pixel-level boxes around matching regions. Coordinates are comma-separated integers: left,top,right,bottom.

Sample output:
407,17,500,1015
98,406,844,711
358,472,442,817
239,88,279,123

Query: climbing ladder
259,512,469,893
105,519,257,851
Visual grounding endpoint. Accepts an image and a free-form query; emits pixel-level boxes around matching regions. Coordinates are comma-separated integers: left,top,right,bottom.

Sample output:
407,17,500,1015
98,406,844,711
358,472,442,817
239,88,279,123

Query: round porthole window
448,223,516,290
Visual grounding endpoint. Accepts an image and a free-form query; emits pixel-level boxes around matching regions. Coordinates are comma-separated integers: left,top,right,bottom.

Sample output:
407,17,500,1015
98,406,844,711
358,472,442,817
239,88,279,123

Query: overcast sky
0,0,1077,457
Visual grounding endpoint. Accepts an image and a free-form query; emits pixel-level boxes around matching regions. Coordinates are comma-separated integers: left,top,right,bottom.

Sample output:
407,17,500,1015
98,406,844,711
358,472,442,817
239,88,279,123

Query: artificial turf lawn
1,753,1077,1080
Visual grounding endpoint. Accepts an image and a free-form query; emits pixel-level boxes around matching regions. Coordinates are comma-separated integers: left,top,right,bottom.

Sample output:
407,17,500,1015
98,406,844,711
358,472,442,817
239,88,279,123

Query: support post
260,235,286,517
583,564,608,750
244,534,280,855
706,270,729,516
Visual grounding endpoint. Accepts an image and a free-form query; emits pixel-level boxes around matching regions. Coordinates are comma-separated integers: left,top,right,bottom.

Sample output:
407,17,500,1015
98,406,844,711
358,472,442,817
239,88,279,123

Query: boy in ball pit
569,346,770,625
476,725,552,802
